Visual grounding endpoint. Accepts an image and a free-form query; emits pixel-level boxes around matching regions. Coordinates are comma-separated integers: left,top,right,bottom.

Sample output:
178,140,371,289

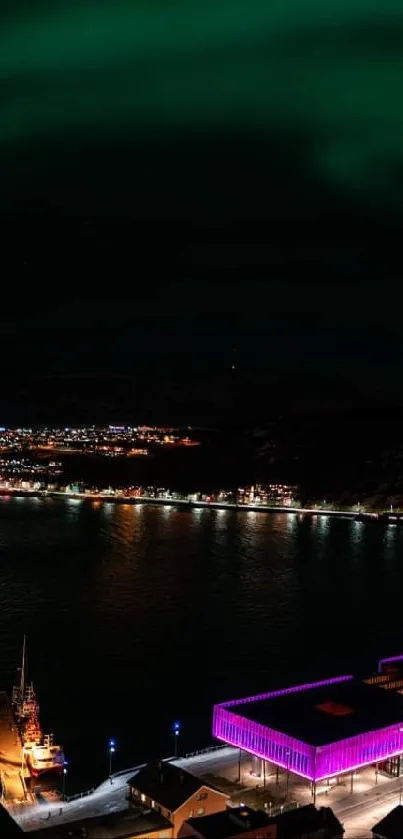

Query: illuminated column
251,756,262,777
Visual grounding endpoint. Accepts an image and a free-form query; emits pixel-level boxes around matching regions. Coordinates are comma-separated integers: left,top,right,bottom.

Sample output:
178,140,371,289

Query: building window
141,793,146,803
197,808,205,816
151,800,155,809
197,792,208,801
189,810,194,818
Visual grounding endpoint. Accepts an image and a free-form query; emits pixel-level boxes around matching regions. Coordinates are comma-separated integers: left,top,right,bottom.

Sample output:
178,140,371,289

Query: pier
10,747,403,837
0,692,27,803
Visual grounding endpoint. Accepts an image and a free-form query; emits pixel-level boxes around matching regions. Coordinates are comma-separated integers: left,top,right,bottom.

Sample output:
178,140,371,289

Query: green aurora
1,0,402,198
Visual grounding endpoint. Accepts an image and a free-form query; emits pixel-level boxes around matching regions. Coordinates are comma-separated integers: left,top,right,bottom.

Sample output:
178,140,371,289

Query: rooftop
181,806,271,838
232,678,403,746
372,805,403,839
32,808,172,839
128,760,228,812
0,805,23,838
182,805,343,839
271,805,343,838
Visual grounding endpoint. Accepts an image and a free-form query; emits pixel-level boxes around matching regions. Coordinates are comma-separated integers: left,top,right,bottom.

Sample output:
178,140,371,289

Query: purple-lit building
213,669,403,784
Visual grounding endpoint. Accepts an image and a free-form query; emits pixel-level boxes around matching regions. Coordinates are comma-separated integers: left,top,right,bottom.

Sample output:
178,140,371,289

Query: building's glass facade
213,675,403,782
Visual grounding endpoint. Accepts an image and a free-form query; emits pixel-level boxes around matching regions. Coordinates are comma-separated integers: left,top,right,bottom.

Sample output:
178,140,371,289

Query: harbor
2,654,403,837
0,639,65,814
5,745,403,837
0,692,29,804
1,508,403,836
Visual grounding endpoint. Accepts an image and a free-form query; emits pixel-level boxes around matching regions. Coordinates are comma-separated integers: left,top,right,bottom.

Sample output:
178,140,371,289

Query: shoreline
0,487,401,523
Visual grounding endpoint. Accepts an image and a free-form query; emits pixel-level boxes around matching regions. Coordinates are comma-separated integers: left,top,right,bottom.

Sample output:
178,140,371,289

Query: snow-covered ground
7,746,403,837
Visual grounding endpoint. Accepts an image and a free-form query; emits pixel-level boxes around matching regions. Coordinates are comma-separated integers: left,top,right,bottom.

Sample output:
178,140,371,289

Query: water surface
0,498,401,788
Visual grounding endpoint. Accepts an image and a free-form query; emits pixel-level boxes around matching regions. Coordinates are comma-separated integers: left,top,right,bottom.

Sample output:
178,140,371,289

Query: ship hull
27,757,64,778
12,638,65,781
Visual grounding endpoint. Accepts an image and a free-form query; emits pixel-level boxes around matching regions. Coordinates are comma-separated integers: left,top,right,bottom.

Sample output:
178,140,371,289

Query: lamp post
62,760,68,800
108,739,116,784
172,721,181,758
285,749,290,803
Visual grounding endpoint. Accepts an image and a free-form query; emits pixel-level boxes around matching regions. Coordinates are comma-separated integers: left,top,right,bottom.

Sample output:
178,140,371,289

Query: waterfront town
3,0,403,835
0,474,402,524
0,473,297,510
3,649,403,837
0,426,200,458
1,424,403,518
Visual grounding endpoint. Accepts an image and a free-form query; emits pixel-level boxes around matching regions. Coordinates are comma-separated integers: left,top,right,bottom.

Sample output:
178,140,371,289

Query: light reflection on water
0,498,402,786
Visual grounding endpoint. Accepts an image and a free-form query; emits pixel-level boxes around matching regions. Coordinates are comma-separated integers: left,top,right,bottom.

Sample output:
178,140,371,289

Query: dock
0,692,28,802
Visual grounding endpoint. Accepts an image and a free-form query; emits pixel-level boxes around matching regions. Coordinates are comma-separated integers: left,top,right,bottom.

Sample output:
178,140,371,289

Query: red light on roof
316,701,354,717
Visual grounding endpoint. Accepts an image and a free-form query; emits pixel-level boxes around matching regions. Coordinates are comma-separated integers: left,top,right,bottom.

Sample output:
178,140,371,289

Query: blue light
172,720,181,733
108,738,116,748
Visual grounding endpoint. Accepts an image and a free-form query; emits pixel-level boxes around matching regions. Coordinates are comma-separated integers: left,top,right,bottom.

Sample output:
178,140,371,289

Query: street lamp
62,760,68,800
172,721,181,758
108,739,116,783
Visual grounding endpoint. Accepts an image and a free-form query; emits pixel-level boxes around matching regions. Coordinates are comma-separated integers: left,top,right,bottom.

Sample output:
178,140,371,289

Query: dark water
0,497,402,790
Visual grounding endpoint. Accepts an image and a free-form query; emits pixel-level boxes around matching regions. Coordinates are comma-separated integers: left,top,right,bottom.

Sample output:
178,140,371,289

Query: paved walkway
12,776,131,831
7,746,403,837
0,692,27,803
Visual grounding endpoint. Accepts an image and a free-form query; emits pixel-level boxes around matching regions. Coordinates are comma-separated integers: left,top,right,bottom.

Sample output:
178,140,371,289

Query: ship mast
12,634,28,712
20,635,26,698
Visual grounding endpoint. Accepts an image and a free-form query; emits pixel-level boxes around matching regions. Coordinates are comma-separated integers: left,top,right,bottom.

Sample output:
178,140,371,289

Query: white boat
26,736,64,777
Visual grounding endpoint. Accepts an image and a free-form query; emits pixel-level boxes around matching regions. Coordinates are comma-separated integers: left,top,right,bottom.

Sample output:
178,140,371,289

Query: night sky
1,0,402,423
